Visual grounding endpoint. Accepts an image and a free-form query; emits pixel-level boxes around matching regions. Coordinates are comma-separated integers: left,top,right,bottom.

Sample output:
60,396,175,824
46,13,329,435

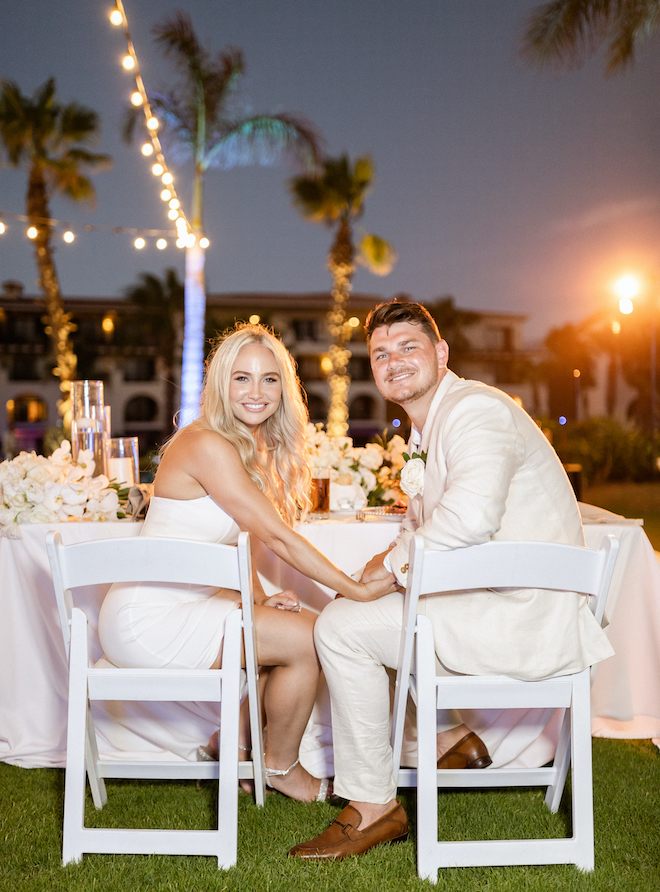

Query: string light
199,237,210,249
134,237,145,249
156,238,167,249
108,0,196,248
168,209,179,220
0,222,5,234
27,226,37,239
63,230,75,243
168,198,179,209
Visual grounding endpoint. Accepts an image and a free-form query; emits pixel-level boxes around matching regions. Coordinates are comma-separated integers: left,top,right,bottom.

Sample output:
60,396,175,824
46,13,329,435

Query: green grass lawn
1,738,658,892
583,482,660,550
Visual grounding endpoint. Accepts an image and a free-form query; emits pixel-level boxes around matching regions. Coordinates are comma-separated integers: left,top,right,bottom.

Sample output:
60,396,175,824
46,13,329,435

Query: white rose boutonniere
399,451,427,498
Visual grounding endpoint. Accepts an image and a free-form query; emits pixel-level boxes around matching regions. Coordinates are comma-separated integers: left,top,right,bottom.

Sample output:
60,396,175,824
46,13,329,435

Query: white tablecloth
2,509,659,774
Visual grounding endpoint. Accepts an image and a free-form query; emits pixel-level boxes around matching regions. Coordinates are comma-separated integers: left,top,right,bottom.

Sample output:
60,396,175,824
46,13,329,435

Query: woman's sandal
265,758,333,802
197,742,250,762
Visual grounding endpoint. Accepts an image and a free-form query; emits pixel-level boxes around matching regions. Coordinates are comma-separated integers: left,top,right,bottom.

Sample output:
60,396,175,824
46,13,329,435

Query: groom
290,300,614,860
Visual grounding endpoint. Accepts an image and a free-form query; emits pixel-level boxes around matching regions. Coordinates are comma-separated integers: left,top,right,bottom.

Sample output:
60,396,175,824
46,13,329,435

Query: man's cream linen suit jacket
388,370,614,681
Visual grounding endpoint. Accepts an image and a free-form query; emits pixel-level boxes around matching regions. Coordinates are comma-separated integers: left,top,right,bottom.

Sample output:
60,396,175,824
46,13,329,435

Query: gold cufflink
401,563,409,574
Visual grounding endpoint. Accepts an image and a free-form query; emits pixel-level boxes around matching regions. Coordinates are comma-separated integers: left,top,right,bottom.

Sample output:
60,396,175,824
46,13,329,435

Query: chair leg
62,611,92,865
545,707,571,813
85,705,107,809
569,670,595,871
415,617,441,883
215,613,242,869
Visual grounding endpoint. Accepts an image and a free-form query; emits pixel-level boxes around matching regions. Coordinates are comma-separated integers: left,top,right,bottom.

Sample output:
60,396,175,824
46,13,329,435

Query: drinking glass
70,380,106,476
310,467,331,518
106,437,140,488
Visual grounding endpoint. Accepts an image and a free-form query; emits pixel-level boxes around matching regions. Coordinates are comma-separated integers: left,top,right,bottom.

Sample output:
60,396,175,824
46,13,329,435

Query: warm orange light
619,298,634,315
134,237,145,249
348,316,360,327
614,274,641,300
168,198,179,209
199,237,210,249
110,8,123,26
168,209,179,220
612,320,621,334
131,91,143,106
156,238,167,250
146,117,158,130
102,314,115,334
0,222,6,234
249,314,260,324
63,230,75,243
573,369,581,378
27,226,38,239
162,172,173,185
152,163,164,176
160,189,172,201
122,54,135,70
141,142,153,156
320,356,333,374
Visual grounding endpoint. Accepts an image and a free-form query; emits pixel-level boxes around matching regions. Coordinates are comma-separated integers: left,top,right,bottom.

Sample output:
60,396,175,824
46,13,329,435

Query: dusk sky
2,0,660,343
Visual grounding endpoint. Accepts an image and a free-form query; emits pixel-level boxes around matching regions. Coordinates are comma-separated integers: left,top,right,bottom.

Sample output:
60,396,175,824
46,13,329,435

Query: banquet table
2,506,659,776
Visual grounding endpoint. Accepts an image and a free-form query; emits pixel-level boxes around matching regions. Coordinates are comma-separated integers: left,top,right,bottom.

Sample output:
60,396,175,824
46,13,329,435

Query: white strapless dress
98,495,241,670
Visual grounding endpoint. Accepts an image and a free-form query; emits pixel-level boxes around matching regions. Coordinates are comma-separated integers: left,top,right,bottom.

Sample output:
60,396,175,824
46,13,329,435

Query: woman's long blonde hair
167,323,311,525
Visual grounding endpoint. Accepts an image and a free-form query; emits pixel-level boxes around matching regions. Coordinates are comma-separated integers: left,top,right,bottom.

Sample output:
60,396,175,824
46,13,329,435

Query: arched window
124,396,158,423
349,394,376,420
306,394,326,424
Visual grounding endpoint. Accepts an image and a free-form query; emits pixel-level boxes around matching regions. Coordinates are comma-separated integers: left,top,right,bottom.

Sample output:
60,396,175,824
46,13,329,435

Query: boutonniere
399,451,427,498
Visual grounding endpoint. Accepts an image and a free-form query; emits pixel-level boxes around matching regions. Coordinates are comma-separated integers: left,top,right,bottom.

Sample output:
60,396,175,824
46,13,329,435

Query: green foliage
541,416,660,482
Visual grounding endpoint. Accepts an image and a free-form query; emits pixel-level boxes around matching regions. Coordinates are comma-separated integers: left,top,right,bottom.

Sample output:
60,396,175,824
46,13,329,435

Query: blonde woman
99,324,395,802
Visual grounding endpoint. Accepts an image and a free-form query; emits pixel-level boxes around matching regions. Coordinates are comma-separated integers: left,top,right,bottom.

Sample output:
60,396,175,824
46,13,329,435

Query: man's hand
360,549,394,585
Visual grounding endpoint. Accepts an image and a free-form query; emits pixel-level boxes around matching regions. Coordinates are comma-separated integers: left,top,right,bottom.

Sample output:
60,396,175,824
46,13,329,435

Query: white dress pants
315,592,461,804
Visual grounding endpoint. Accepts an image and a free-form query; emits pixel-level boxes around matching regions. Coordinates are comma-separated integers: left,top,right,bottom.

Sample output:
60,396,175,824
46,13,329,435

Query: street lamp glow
619,297,634,315
614,274,641,300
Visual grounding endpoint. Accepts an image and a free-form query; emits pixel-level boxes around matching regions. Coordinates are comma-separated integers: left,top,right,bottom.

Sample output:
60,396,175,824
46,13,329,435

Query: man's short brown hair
364,300,441,345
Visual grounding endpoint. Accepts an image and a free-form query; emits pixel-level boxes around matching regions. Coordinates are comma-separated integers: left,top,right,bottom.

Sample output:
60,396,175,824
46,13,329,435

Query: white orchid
0,441,126,536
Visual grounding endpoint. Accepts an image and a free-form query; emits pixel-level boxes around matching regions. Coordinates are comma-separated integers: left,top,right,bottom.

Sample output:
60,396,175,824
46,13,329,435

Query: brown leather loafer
288,802,408,860
437,731,492,769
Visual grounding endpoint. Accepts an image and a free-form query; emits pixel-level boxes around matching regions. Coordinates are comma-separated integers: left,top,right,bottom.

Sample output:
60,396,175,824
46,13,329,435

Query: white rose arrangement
0,440,125,538
307,424,408,507
399,451,427,498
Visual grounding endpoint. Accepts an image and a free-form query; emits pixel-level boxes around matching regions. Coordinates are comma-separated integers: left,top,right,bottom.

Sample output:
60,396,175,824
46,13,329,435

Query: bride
98,323,395,802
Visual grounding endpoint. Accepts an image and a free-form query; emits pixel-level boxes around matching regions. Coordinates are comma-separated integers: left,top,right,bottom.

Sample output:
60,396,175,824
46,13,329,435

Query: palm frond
288,153,373,225
521,0,660,72
153,11,209,83
204,112,321,170
357,232,397,276
57,104,101,144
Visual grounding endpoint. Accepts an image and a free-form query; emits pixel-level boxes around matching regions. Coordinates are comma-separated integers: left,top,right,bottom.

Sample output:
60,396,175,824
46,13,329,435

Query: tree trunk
326,217,354,437
27,164,77,424
179,165,206,427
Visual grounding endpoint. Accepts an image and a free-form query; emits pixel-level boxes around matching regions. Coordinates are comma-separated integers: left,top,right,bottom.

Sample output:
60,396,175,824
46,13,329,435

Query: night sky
2,0,660,343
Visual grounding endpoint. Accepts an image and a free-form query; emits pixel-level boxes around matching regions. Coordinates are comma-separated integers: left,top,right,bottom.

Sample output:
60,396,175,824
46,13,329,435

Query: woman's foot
197,732,254,790
265,758,332,802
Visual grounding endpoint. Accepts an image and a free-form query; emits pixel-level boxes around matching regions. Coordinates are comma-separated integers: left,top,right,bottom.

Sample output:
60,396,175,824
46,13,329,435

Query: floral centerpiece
0,440,126,538
306,424,408,508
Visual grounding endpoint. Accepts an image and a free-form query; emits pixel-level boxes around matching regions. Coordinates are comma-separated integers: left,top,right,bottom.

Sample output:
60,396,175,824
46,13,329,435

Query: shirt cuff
383,552,393,573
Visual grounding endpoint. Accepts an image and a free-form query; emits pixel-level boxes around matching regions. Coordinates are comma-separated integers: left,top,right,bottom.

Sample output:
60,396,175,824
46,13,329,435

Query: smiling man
289,300,614,861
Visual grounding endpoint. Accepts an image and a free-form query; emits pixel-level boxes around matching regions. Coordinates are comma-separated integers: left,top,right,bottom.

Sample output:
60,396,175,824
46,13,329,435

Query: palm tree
0,78,110,421
123,269,184,437
289,154,396,436
126,11,322,427
522,0,660,72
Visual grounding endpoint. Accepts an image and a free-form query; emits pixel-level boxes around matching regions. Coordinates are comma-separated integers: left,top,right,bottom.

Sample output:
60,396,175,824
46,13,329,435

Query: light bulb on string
63,230,75,243
156,238,167,250
161,172,173,185
27,226,38,239
0,222,6,234
110,7,123,26
199,237,210,249
185,233,196,247
152,163,164,176
134,237,145,249
168,199,179,209
146,117,158,130
160,189,172,201
130,91,143,106
168,209,179,220
122,54,135,70
141,142,153,156
176,237,186,248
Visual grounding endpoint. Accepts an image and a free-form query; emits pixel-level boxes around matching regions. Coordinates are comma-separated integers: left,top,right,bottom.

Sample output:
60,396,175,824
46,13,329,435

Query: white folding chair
391,534,619,880
46,529,266,869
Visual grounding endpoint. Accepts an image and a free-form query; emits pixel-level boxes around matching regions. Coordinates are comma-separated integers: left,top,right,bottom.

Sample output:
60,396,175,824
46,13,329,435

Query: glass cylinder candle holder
310,467,331,518
106,437,139,488
70,380,106,476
